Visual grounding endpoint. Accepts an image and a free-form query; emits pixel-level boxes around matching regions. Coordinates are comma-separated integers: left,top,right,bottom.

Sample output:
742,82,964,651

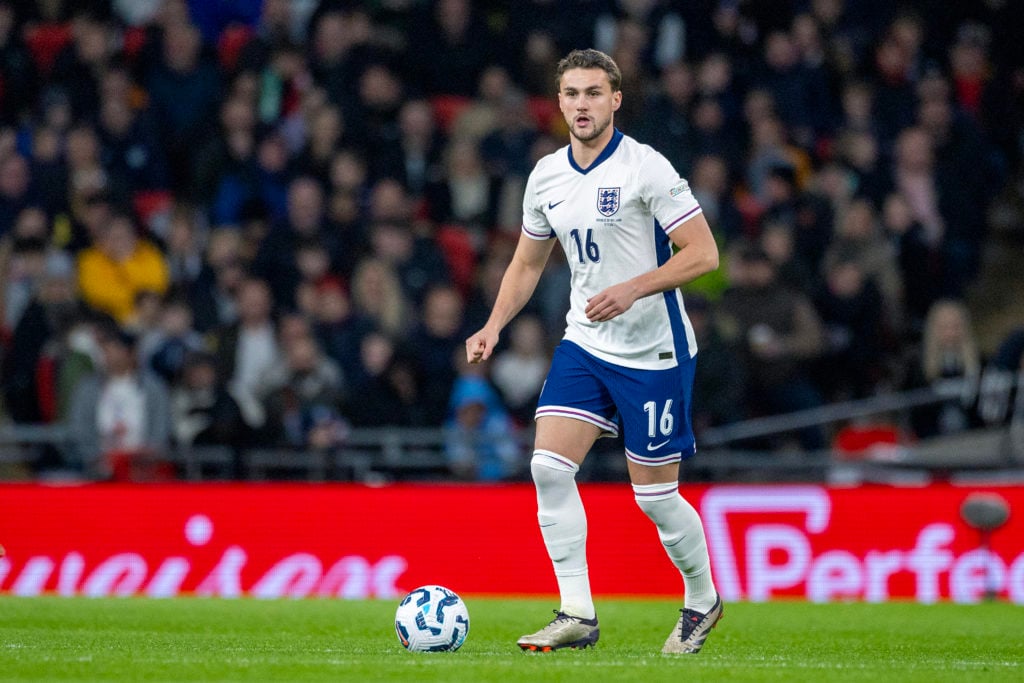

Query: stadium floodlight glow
959,492,1011,601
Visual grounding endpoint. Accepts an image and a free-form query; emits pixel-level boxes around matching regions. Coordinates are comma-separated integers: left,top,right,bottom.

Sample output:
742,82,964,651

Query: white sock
531,449,594,620
633,482,717,612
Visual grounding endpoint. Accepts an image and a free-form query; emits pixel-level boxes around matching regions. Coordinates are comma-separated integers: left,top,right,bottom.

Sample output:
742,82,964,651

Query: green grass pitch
1,597,1022,682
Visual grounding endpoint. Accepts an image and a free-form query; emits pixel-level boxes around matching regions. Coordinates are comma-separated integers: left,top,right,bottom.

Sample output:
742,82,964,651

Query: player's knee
531,449,579,488
632,482,679,519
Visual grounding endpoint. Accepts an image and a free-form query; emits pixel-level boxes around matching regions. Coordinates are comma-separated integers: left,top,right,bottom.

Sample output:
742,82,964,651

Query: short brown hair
555,49,622,92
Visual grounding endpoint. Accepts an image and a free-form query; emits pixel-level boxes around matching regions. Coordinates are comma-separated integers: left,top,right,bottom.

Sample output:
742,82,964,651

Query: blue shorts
535,341,697,466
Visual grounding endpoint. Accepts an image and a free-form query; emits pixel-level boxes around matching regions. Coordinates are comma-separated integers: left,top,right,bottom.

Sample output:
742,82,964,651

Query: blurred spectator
67,326,172,480
125,288,163,339
308,7,379,121
464,237,515,334
0,153,32,236
915,78,997,295
260,330,347,450
76,211,169,323
813,252,888,401
450,65,512,143
596,1,686,72
170,350,251,452
745,114,810,207
689,96,744,178
367,212,449,304
992,328,1024,374
533,245,572,337
191,95,258,206
189,227,244,332
759,219,815,295
251,39,310,132
515,26,561,97
0,207,59,331
145,20,222,187
635,61,695,176
903,299,983,439
366,173,414,223
97,86,170,196
373,98,445,198
409,284,466,426
210,276,281,429
690,153,744,243
60,186,111,254
27,124,67,218
688,290,748,435
141,297,205,384
479,89,539,180
409,0,495,97
445,355,520,482
293,103,348,184
752,29,830,147
880,191,942,337
344,330,424,428
490,313,550,425
694,51,743,128
870,36,918,144
353,63,405,161
837,80,878,136
891,125,955,285
252,175,338,308
0,0,38,124
311,276,373,385
824,196,903,332
64,125,111,221
1,244,80,423
51,11,116,121
349,257,408,342
249,0,317,53
163,204,205,292
761,163,834,277
328,146,370,198
428,138,498,231
606,20,651,133
717,243,826,450
835,128,890,207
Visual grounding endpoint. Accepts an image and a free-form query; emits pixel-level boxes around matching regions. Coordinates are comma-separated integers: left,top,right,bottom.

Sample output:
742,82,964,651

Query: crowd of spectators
0,0,1022,480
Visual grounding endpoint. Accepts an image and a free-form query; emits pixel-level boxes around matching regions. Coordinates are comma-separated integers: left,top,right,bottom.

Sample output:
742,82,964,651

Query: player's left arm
585,213,719,323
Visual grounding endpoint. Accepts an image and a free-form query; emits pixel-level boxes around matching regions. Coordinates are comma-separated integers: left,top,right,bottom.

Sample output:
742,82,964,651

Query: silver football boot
517,611,600,651
661,594,723,654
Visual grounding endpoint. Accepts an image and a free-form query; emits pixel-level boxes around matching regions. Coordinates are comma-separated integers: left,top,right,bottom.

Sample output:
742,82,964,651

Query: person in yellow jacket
77,212,169,323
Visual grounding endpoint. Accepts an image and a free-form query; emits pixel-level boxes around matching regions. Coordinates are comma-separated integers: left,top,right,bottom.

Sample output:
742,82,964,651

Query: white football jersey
522,129,702,370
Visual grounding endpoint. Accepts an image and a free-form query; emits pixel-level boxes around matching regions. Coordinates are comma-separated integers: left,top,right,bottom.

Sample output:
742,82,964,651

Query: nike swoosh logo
647,440,670,451
547,200,566,210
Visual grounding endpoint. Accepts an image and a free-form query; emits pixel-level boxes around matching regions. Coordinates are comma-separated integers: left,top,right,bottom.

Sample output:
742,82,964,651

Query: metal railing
1,372,1021,483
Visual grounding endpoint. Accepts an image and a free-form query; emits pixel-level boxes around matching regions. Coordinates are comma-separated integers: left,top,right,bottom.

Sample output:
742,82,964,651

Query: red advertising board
1,483,1022,603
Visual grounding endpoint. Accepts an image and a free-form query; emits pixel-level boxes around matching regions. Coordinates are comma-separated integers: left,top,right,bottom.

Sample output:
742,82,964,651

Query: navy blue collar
567,128,623,175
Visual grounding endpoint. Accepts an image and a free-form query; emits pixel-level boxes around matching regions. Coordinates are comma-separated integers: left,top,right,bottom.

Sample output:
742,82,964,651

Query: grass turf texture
1,597,1021,682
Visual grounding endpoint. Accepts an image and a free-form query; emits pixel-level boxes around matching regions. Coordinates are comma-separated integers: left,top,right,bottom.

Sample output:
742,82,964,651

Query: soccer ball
394,585,470,652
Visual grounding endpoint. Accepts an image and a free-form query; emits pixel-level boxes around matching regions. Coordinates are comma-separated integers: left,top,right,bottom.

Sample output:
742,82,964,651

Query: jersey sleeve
639,151,703,236
521,168,555,240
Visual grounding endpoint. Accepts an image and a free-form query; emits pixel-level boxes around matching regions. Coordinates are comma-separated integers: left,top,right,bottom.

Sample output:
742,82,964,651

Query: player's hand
465,328,499,364
585,283,639,322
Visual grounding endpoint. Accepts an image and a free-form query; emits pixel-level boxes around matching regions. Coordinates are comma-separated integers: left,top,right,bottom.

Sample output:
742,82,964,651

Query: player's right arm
465,234,555,364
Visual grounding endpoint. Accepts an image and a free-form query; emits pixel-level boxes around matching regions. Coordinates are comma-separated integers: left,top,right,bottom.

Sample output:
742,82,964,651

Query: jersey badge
597,187,620,216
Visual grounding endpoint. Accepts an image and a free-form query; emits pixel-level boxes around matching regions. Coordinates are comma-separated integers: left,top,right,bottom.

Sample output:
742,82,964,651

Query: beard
569,114,612,143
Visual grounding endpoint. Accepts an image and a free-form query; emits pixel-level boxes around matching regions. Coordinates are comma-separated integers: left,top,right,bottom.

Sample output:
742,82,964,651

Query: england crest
597,187,620,217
